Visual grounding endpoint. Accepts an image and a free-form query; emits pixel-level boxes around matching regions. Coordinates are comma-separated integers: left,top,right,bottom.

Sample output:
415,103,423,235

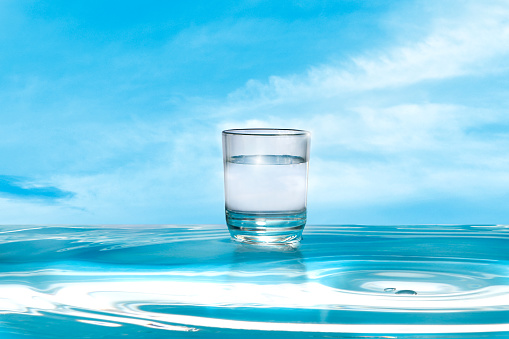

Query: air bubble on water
395,289,417,295
384,288,396,292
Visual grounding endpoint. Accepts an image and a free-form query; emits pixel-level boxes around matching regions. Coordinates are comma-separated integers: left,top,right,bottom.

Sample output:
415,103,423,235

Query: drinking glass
222,128,310,244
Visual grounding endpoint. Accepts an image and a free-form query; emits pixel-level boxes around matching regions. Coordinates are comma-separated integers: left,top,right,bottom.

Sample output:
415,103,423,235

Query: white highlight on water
2,281,508,334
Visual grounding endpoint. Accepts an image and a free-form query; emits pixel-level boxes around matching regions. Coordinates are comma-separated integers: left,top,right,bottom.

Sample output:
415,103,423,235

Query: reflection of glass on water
224,155,308,213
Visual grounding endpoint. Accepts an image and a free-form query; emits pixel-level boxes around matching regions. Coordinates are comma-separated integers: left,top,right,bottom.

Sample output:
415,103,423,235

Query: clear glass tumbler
222,128,311,244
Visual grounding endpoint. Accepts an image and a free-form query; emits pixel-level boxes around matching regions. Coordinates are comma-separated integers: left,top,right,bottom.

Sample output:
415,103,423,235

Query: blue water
0,224,508,338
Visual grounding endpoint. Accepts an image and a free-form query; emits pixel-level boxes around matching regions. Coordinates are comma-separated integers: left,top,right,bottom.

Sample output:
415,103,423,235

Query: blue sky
1,0,509,225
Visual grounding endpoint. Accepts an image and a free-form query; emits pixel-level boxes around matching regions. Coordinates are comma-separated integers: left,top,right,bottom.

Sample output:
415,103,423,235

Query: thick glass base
226,209,306,244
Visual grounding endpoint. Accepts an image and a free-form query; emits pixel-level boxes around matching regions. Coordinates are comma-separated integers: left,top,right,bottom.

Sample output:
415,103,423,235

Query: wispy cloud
227,0,509,104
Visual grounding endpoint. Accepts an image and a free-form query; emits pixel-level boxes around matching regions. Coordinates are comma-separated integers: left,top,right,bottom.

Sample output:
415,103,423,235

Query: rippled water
0,224,508,338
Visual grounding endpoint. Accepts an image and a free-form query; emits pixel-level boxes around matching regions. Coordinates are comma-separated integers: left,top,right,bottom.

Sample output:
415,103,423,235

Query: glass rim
222,128,310,136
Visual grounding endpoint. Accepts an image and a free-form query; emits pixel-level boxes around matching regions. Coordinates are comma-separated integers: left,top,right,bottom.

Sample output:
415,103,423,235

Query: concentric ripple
0,224,507,338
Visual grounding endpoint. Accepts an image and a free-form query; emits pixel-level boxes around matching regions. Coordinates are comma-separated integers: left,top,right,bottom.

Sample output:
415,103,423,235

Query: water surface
0,224,508,338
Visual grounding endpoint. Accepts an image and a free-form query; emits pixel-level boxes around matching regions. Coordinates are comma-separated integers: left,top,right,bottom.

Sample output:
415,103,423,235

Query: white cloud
227,1,509,104
213,0,509,218
0,116,226,224
222,103,509,208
